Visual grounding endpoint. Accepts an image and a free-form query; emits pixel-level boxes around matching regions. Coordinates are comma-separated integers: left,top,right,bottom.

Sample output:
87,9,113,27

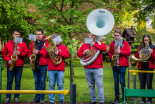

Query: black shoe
4,98,10,104
49,102,54,104
59,101,64,104
30,99,40,104
100,103,104,104
40,99,44,104
89,102,97,104
14,98,20,103
112,99,119,104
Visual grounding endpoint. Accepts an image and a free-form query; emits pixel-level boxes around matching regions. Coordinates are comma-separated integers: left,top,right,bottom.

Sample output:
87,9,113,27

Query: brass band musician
2,30,28,103
108,29,131,104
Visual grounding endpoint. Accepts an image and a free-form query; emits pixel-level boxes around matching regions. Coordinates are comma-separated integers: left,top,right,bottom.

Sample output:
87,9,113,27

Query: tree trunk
69,32,74,84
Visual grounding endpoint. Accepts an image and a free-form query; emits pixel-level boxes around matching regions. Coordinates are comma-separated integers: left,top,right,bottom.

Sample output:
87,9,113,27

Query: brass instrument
10,43,18,71
44,35,62,65
130,46,151,64
111,44,118,67
30,41,36,71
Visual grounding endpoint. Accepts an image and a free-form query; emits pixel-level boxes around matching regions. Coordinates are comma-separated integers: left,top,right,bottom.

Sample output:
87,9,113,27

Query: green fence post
0,51,2,104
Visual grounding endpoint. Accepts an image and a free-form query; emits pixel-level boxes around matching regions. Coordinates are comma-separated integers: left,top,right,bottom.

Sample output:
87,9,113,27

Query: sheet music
14,37,23,43
29,34,36,41
85,38,93,44
53,36,62,44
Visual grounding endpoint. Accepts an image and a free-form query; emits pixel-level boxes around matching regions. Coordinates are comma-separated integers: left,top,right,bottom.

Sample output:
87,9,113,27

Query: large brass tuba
10,43,18,71
30,41,36,71
44,35,62,65
130,46,151,64
80,9,114,66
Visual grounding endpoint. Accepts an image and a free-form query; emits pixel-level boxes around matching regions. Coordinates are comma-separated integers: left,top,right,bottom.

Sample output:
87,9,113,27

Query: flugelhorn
44,35,62,65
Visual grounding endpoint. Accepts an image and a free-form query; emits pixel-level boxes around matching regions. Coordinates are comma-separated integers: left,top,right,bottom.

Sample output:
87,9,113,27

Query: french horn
80,9,114,66
130,46,151,64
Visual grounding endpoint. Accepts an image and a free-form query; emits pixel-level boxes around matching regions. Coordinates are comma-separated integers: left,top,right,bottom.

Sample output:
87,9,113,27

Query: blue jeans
112,66,126,99
33,65,47,100
48,70,64,103
85,68,104,103
6,66,23,99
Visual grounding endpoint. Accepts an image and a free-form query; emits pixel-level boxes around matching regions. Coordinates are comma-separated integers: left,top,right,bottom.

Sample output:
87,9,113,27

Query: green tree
0,0,36,41
29,0,118,83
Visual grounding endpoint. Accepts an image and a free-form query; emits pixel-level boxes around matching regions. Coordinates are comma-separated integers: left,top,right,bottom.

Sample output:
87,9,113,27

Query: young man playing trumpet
2,30,28,103
77,33,107,104
43,34,70,104
108,29,131,104
29,29,48,104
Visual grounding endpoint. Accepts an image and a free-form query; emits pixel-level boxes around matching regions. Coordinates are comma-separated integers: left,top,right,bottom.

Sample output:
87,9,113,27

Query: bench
121,87,155,104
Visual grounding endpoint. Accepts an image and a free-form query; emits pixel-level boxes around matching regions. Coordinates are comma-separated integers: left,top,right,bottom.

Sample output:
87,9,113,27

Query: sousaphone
80,9,114,66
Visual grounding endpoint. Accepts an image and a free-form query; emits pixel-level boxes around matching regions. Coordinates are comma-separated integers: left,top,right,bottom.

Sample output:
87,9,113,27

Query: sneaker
30,99,40,104
112,99,119,104
139,101,145,104
89,102,97,104
4,98,10,104
146,101,151,104
100,103,104,104
49,102,54,104
40,99,44,104
14,98,20,103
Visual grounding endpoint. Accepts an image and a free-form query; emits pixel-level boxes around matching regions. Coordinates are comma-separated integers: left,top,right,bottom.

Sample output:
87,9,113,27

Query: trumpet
10,43,18,71
44,35,62,65
30,41,36,71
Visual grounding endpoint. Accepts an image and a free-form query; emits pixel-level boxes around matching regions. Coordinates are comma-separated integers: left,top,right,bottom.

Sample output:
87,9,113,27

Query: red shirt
2,40,28,66
43,44,70,71
77,42,107,68
108,41,131,66
28,36,48,65
135,46,155,69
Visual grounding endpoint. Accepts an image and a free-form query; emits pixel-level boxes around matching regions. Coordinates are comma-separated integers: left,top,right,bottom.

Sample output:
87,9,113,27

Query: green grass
1,62,155,103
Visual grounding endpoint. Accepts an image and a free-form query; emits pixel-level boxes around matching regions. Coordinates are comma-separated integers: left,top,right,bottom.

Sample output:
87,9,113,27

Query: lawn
1,62,155,103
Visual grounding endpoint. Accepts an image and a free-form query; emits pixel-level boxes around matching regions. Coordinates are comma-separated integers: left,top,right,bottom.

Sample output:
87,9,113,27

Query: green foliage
0,0,36,40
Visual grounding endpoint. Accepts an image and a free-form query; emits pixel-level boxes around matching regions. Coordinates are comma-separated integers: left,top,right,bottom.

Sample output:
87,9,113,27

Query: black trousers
138,68,154,102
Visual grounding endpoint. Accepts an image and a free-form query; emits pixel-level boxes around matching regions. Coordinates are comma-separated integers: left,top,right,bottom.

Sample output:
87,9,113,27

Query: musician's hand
90,40,95,46
33,50,39,55
55,51,59,56
116,49,121,54
8,60,12,65
149,48,153,54
83,49,89,55
15,51,20,55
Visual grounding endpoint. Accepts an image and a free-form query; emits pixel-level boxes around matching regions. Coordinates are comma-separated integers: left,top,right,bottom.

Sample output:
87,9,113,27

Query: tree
0,0,36,41
29,0,118,84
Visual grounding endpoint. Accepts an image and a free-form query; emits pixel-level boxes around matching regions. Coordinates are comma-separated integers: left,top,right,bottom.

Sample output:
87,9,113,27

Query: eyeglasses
144,39,149,41
114,35,120,37
36,34,43,35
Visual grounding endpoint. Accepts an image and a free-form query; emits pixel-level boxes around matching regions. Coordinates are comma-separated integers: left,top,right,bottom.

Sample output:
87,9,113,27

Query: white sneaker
139,101,145,104
146,101,151,104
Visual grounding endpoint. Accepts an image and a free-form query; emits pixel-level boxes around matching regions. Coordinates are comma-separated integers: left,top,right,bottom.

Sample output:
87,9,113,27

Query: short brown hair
115,29,121,35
